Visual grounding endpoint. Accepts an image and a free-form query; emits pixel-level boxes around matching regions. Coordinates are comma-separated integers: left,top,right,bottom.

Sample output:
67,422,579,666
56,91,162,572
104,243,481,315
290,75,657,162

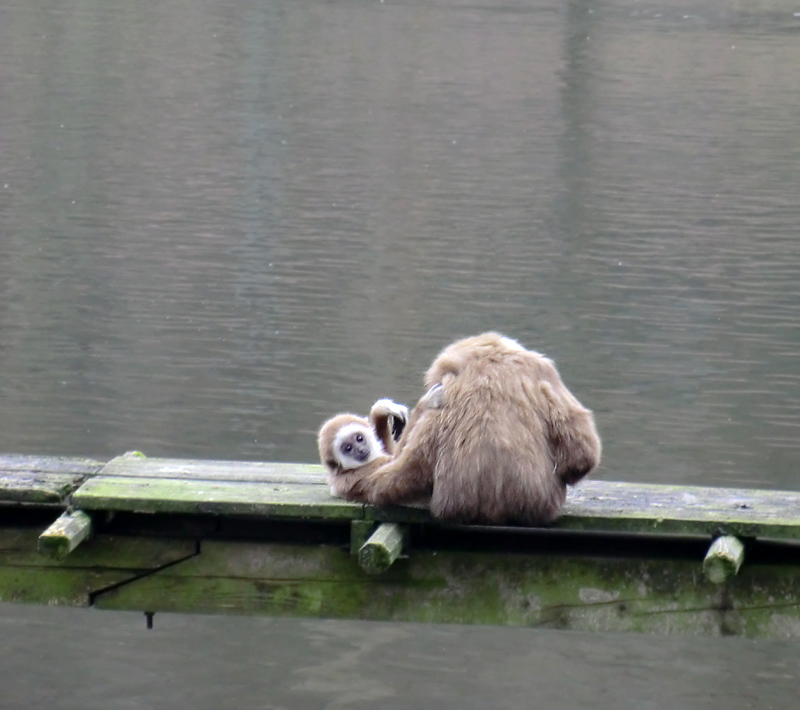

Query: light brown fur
326,332,601,525
317,400,408,494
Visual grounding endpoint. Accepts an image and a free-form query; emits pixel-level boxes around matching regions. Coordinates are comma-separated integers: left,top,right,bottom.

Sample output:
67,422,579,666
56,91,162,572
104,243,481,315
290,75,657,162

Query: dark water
2,0,800,705
2,603,800,710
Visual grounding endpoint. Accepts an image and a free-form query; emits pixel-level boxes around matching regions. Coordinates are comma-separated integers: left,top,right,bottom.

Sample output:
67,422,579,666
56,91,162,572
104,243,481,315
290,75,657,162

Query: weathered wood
560,480,800,540
5,453,800,638
100,456,327,485
64,458,800,541
0,454,104,475
91,538,800,639
704,535,746,583
72,475,365,520
359,523,405,574
0,454,103,506
350,520,376,556
0,528,196,607
38,511,93,559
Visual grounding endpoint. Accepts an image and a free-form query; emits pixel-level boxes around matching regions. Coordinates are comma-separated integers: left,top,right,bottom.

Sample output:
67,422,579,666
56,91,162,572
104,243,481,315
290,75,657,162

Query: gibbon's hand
370,398,409,441
417,383,444,410
328,468,367,501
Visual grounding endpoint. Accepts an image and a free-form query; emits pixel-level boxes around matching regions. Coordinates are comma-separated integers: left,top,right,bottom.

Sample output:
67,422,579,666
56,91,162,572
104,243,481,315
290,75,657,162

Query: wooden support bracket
358,522,406,574
350,520,377,556
703,535,745,583
38,510,93,559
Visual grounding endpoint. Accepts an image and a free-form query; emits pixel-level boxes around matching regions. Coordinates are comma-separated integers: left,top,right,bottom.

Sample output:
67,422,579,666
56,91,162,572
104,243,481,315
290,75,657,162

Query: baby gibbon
321,332,601,525
317,390,443,496
317,398,408,496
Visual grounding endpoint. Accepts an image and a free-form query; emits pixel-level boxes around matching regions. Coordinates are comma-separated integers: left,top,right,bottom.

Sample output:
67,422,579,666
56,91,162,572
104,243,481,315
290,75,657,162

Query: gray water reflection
2,0,800,488
2,0,800,489
2,0,800,704
2,603,800,710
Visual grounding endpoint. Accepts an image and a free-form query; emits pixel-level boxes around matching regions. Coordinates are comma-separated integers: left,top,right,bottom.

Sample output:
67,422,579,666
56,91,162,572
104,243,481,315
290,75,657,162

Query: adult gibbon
320,332,601,525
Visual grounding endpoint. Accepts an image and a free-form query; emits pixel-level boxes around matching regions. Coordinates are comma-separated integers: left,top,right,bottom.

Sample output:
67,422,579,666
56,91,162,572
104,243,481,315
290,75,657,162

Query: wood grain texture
562,480,800,539
0,528,196,607
359,523,405,574
62,456,800,539
100,456,326,484
0,454,103,505
38,510,93,559
92,538,800,639
72,475,365,520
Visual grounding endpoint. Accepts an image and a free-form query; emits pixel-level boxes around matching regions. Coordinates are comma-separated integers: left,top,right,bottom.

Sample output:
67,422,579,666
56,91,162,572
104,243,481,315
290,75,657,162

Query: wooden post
703,535,745,583
350,520,376,556
358,523,405,574
38,510,93,559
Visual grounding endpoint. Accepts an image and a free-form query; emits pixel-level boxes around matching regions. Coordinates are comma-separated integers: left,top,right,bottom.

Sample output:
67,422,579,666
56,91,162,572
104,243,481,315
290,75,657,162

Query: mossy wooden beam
358,523,406,574
0,454,103,506
703,535,746,583
91,538,800,639
72,475,364,520
0,528,196,607
559,480,800,540
38,511,93,559
63,458,800,542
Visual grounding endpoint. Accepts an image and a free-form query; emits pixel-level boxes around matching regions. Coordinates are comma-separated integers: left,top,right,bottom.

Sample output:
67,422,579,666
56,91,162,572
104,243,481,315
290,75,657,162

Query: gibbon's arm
349,405,439,506
348,445,434,506
538,376,602,486
327,456,388,500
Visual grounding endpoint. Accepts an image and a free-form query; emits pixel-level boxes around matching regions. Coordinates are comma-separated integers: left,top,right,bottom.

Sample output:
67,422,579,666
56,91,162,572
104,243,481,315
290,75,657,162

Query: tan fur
317,400,409,494
327,332,601,525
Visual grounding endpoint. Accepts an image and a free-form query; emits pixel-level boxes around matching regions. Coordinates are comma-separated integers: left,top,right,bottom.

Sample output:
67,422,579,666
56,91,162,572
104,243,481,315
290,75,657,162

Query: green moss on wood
704,535,746,583
90,538,800,639
563,480,800,540
38,511,93,559
358,523,405,574
72,476,364,520
0,527,196,607
0,455,103,505
349,520,376,556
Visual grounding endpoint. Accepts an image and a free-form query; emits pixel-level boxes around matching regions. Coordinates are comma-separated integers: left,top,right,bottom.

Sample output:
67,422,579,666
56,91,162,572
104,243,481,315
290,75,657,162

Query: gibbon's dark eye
355,433,365,443
342,443,352,453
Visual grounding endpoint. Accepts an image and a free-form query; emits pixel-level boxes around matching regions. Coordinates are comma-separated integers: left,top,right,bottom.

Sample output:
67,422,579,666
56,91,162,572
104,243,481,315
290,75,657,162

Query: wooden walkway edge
2,453,800,638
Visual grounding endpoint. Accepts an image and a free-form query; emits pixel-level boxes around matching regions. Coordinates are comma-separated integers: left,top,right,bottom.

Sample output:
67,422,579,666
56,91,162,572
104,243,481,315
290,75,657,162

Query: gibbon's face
333,423,377,469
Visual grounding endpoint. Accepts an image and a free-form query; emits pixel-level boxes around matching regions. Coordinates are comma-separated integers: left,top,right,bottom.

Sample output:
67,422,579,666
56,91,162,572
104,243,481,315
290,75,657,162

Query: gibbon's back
428,350,566,525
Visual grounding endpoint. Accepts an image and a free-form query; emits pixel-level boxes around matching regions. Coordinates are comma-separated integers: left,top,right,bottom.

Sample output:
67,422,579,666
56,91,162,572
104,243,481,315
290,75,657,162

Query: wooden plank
0,473,85,505
559,480,800,540
0,528,196,607
0,454,103,506
354,479,800,539
93,539,800,639
0,454,104,475
99,456,326,485
67,458,800,540
72,476,365,520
